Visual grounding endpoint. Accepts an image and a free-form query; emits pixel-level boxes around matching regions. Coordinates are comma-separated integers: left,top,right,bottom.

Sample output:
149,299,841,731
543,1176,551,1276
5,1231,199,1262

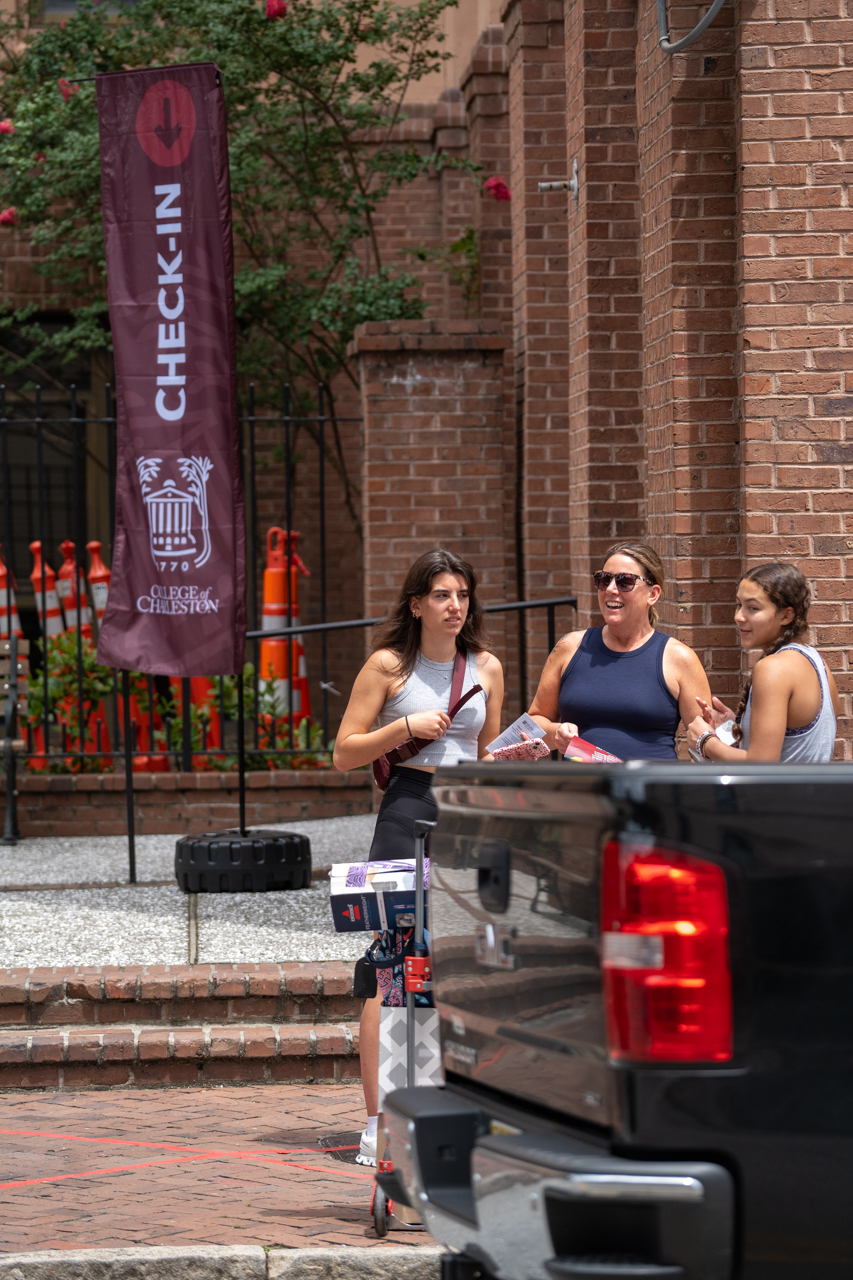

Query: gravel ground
0,885,189,967
0,813,377,886
197,882,365,964
0,814,376,967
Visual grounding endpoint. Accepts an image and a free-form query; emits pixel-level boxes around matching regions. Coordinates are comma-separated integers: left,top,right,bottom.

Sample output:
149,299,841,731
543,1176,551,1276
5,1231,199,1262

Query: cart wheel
373,1183,389,1237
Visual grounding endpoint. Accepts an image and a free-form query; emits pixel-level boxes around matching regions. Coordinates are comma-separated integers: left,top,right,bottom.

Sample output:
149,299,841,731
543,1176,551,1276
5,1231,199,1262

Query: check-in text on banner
95,62,245,677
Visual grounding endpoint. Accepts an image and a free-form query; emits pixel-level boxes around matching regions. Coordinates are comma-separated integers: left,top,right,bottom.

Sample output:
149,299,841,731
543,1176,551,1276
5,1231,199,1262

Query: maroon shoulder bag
372,650,483,793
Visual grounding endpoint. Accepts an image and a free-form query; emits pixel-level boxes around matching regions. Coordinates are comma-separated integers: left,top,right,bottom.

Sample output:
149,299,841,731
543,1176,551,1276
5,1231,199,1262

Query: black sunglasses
593,571,654,592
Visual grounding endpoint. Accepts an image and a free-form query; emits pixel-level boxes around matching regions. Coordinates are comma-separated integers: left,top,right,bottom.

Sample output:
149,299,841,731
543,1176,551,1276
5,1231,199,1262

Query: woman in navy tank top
528,543,711,760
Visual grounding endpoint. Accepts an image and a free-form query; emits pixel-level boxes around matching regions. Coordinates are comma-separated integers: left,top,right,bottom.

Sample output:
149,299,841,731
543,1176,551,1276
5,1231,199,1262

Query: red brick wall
461,28,523,713
17,770,371,838
738,0,853,754
350,319,511,687
566,0,646,631
502,0,572,702
638,0,740,699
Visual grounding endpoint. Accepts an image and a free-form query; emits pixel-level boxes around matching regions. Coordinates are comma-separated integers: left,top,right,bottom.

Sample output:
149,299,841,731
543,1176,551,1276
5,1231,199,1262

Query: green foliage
0,0,464,404
22,630,114,771
410,224,479,314
19,648,332,772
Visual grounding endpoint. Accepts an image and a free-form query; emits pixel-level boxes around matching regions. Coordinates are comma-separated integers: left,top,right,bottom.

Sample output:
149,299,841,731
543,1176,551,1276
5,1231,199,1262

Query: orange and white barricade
57,541,93,637
86,541,111,628
259,528,311,722
29,541,63,638
0,543,22,639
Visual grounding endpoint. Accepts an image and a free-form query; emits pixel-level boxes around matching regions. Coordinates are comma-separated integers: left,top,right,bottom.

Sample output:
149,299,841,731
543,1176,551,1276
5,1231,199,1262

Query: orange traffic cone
0,544,22,639
57,541,93,637
259,528,311,721
29,542,63,639
86,541,111,628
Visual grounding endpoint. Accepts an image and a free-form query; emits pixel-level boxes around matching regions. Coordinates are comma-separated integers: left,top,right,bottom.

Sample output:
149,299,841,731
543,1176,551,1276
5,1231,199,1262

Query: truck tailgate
430,766,615,1128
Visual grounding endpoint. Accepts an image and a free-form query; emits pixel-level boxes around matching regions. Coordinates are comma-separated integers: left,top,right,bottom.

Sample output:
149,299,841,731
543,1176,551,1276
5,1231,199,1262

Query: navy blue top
558,627,680,760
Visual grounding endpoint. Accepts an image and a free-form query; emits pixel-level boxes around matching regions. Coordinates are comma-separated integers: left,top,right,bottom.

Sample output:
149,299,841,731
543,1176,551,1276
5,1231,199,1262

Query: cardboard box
329,858,429,933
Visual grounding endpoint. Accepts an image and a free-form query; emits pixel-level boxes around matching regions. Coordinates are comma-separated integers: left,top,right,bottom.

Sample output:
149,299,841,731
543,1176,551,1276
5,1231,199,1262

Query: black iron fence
0,379,577,869
0,381,368,775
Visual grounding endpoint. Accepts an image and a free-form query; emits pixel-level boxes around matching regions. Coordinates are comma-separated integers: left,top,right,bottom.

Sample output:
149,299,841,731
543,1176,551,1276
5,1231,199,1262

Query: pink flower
484,175,511,202
0,120,15,136
0,208,19,226
266,0,287,15
58,78,79,103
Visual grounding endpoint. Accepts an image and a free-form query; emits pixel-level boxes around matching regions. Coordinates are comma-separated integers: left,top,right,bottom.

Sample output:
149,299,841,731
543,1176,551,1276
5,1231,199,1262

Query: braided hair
733,562,812,742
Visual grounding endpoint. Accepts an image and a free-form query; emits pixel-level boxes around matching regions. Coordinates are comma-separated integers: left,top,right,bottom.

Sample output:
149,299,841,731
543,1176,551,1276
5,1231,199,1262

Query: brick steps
0,1021,360,1090
0,962,359,1030
0,962,364,1087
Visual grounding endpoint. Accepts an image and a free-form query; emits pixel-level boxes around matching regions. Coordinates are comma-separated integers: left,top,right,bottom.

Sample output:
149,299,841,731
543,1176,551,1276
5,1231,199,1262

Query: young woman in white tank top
333,548,503,1164
686,562,839,763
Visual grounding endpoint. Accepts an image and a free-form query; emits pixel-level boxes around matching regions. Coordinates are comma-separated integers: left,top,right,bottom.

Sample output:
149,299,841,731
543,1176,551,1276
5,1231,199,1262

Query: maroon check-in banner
95,62,245,676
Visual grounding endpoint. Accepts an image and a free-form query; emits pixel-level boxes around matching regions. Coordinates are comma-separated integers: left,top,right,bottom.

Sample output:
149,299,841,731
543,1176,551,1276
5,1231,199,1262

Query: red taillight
601,840,732,1063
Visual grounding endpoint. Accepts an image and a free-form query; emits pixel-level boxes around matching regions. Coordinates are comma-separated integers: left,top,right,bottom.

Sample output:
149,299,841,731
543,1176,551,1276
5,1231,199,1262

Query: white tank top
740,643,837,763
378,650,487,766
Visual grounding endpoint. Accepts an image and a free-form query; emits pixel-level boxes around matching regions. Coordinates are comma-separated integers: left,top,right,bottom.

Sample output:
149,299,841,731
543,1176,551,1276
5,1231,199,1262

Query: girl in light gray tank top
377,649,486,767
686,562,839,764
739,643,836,762
332,548,503,1170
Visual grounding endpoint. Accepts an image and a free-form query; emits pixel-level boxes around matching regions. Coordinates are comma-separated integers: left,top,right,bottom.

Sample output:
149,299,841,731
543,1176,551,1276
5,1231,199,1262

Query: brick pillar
433,89,477,319
738,0,853,755
502,0,570,703
637,2,740,699
462,27,512,327
566,0,646,630
461,26,520,712
350,320,511,688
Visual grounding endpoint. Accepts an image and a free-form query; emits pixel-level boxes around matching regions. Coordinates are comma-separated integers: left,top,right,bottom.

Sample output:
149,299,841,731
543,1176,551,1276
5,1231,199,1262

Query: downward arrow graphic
154,98,182,150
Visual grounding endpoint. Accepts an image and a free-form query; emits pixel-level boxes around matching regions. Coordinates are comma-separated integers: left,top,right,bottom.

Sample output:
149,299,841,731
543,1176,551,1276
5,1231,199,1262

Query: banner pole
181,677,192,773
236,670,247,836
121,669,137,883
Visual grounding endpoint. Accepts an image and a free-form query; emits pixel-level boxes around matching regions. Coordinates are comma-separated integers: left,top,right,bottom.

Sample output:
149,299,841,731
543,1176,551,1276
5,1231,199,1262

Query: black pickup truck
382,761,853,1280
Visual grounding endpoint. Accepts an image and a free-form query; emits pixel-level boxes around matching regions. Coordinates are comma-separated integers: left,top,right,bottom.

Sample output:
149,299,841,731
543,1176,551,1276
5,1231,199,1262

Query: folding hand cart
371,817,436,1236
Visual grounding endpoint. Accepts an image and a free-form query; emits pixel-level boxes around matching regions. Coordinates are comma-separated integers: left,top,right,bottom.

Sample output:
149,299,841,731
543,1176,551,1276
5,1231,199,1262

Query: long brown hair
602,542,665,627
733,562,812,740
371,548,490,679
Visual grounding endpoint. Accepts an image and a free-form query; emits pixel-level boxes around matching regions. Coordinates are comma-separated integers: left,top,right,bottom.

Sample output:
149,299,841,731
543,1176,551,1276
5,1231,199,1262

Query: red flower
34,152,46,163
58,78,79,103
484,175,511,202
0,208,19,226
0,120,15,136
266,0,287,16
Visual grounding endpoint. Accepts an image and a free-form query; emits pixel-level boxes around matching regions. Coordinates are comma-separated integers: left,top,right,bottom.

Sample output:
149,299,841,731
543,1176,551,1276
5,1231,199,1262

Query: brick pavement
0,1084,434,1252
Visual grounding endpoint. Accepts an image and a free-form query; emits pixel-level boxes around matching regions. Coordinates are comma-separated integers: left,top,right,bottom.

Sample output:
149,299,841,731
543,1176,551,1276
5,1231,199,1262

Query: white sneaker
356,1128,377,1167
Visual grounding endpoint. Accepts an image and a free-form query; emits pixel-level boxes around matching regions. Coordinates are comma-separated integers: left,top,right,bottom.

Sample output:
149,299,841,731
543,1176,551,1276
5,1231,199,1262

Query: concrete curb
0,1246,443,1280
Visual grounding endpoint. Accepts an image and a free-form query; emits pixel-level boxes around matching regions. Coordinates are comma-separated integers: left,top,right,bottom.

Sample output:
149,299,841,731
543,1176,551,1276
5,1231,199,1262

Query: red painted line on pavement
0,1154,212,1190
227,1154,373,1181
0,1128,357,1158
0,1129,373,1187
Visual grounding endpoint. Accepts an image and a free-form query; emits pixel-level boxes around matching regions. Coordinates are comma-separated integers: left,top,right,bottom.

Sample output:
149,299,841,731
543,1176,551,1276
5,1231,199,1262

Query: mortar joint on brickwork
308,1028,318,1057
343,1024,354,1055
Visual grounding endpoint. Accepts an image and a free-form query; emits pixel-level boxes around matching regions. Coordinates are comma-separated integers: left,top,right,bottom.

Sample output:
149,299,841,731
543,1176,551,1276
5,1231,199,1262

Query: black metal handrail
249,595,577,655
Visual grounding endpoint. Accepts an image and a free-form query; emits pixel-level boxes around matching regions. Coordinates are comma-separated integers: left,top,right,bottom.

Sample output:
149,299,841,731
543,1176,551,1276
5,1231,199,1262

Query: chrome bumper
383,1087,733,1280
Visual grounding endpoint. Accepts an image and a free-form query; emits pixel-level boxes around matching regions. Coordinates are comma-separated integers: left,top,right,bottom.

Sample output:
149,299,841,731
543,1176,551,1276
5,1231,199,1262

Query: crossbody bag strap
385,651,482,765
